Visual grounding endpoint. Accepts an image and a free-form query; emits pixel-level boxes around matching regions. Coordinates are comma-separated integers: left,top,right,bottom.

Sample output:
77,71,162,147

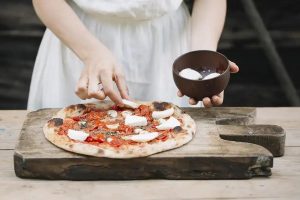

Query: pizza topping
78,121,87,129
134,128,144,134
107,110,118,118
158,118,166,124
156,117,181,130
123,132,159,142
103,131,118,136
87,110,106,121
86,134,105,143
125,115,147,127
106,123,119,130
106,137,113,143
152,102,171,111
121,110,133,117
67,129,89,142
152,107,174,119
122,99,140,109
109,137,123,147
118,124,134,134
55,102,186,148
134,128,153,135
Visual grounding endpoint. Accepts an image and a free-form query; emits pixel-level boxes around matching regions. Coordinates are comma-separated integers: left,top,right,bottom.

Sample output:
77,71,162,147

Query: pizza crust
43,101,196,158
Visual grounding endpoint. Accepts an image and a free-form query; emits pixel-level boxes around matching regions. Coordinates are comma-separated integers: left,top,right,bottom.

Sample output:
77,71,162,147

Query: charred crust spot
153,102,171,111
174,126,183,133
77,104,86,110
97,149,104,155
65,105,76,112
65,104,86,112
48,118,63,127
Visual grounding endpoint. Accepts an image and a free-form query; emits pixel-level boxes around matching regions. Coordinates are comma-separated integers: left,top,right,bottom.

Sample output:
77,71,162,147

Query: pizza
43,100,196,158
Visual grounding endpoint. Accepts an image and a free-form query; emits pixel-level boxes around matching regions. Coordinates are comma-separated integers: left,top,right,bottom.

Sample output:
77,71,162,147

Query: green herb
104,131,118,136
78,121,87,129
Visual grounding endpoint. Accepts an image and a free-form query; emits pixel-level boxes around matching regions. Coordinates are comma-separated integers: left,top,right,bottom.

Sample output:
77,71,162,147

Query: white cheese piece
106,123,119,130
203,72,220,80
123,132,159,143
122,99,140,109
107,137,113,143
134,128,144,134
67,129,89,142
125,115,147,126
121,110,133,117
158,118,166,125
152,107,174,119
156,117,181,130
179,68,202,80
107,110,118,118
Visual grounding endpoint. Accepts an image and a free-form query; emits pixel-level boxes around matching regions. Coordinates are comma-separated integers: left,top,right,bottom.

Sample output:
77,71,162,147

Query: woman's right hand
32,0,130,106
75,46,129,106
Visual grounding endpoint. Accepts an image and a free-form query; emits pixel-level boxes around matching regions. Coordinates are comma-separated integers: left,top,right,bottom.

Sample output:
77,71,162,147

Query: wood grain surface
0,108,299,199
14,107,285,180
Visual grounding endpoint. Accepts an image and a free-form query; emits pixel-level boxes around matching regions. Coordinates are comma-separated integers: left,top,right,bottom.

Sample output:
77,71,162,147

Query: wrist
190,35,218,51
190,41,217,52
81,41,111,65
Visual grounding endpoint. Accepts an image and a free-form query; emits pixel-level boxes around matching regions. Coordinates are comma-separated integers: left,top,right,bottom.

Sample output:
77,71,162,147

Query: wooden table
0,108,299,199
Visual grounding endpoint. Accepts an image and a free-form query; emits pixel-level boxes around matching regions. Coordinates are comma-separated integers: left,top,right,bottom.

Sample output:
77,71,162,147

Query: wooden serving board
14,107,285,180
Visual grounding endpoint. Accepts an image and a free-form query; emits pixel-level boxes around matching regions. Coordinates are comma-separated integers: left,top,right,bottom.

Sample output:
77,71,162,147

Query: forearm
33,0,106,61
191,0,226,51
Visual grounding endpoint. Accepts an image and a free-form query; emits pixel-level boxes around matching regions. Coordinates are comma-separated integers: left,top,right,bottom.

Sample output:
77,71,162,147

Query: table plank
1,146,300,199
0,110,28,149
0,108,300,199
1,160,300,199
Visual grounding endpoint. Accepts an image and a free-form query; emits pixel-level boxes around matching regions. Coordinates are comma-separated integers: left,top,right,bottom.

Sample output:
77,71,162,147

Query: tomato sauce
58,105,180,147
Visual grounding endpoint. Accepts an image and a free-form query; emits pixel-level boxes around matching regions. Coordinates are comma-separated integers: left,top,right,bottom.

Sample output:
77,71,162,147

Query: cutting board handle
218,124,285,157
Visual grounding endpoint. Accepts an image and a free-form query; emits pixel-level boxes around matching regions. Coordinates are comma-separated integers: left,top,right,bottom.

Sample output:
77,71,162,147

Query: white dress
28,0,196,110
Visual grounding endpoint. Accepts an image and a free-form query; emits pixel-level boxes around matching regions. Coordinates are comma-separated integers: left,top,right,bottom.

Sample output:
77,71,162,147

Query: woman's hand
177,61,239,107
32,0,129,106
75,47,129,106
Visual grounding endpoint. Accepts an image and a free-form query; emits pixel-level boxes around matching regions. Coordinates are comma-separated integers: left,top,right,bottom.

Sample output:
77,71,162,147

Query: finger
100,72,124,106
75,70,89,100
229,61,239,73
203,97,213,108
177,91,183,97
114,72,130,99
189,98,198,105
212,95,223,106
87,74,106,100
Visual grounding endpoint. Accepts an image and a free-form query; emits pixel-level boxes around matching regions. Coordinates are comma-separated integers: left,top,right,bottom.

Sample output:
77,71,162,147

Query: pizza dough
43,101,196,158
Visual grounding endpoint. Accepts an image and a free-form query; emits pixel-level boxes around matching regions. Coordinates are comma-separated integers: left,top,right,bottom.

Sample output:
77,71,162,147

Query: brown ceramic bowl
173,50,230,101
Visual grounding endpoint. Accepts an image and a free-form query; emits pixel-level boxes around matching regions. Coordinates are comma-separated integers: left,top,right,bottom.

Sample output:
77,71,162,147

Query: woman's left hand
177,61,239,107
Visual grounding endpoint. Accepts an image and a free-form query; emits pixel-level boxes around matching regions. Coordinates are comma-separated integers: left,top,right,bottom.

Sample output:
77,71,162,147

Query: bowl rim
172,50,230,82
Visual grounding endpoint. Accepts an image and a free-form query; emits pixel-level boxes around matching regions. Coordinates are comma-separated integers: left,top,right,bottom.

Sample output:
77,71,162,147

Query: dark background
0,0,300,109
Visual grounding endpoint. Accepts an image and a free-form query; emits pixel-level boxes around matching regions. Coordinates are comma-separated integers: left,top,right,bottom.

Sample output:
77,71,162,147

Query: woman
28,0,239,110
